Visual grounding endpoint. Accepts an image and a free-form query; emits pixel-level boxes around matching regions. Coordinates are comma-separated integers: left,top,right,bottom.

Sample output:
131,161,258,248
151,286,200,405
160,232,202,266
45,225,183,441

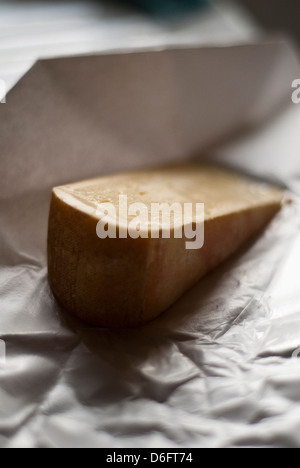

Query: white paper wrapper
1,36,300,448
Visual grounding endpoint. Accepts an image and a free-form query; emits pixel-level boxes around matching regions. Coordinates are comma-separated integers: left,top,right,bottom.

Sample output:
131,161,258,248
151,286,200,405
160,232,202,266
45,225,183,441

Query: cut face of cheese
48,164,283,328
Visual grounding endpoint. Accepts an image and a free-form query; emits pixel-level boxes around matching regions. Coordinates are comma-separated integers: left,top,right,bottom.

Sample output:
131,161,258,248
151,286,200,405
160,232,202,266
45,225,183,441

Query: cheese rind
47,164,283,327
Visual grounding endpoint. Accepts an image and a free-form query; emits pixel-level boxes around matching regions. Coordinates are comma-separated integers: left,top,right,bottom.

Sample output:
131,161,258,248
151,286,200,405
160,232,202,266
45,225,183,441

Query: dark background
121,1,300,48
240,0,300,48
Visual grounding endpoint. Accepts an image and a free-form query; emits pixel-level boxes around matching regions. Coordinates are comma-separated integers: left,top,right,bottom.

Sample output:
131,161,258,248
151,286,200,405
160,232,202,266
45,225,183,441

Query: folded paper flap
1,40,299,201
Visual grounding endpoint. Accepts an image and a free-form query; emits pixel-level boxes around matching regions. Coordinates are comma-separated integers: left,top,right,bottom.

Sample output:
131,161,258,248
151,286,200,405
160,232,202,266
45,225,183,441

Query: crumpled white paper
1,3,300,448
1,182,300,448
1,97,300,448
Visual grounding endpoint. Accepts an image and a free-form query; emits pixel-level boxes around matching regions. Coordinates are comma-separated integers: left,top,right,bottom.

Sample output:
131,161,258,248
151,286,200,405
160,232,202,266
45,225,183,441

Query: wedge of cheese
48,164,282,328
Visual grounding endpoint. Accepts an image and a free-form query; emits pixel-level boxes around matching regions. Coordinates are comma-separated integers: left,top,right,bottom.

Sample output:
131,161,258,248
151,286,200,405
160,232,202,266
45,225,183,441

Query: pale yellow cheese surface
48,164,283,328
54,164,282,222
